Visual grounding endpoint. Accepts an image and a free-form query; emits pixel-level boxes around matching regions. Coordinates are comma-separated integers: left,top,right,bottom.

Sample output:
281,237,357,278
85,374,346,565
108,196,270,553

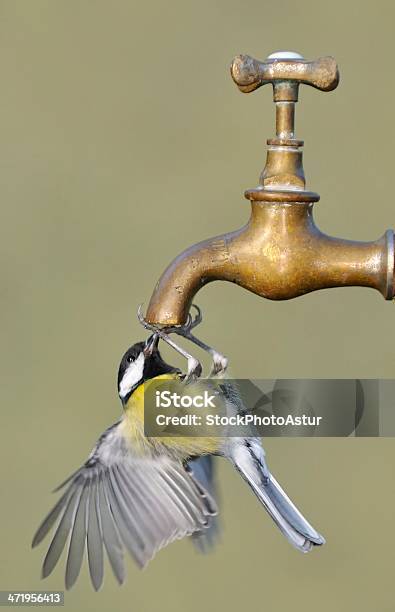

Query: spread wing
32,421,217,591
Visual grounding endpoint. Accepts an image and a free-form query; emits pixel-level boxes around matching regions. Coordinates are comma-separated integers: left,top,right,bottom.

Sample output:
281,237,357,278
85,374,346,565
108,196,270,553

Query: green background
1,1,395,610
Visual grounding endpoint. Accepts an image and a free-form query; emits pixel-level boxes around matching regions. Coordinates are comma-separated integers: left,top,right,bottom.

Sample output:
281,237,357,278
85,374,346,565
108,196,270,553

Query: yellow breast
123,374,222,458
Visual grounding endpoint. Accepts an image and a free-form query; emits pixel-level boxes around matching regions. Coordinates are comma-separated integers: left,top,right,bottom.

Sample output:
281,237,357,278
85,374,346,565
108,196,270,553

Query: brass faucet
145,51,394,327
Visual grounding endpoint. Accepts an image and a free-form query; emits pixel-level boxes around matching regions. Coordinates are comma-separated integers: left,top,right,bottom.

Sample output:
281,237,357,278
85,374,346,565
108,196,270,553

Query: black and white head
117,335,179,404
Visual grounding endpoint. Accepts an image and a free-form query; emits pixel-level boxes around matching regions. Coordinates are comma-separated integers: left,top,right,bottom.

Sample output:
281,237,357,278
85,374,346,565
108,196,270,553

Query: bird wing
32,421,218,591
187,456,220,552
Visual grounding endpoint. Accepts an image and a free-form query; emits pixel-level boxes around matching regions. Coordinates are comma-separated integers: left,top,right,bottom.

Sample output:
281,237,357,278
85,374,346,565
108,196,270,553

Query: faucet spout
145,199,394,326
145,228,244,326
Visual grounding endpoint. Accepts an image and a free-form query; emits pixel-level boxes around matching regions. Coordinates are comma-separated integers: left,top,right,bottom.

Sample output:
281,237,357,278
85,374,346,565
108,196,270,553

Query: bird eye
127,355,134,363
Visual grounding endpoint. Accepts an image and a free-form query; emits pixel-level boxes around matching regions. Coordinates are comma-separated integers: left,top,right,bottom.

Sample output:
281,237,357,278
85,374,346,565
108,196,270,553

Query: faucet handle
231,52,339,101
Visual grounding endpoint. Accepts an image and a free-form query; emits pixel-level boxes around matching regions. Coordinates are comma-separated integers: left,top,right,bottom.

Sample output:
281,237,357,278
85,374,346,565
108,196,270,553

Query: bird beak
143,333,159,357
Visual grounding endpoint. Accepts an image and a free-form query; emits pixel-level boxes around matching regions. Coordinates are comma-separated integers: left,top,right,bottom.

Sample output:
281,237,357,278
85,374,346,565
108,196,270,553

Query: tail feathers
232,442,325,552
248,474,325,552
264,475,324,547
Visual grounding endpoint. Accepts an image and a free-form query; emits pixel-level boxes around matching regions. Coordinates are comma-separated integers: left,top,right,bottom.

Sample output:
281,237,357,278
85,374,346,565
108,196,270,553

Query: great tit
32,335,325,591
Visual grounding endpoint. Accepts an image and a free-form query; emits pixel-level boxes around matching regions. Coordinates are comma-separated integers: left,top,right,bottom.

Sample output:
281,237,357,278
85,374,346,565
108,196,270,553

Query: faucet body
146,198,394,325
145,52,394,326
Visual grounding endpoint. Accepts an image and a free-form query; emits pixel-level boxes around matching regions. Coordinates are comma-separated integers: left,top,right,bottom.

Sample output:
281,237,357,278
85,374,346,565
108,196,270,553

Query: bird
32,334,325,591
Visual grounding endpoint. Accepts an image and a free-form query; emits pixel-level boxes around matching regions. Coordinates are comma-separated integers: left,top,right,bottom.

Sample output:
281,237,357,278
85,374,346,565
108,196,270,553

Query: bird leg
137,304,228,379
172,305,228,377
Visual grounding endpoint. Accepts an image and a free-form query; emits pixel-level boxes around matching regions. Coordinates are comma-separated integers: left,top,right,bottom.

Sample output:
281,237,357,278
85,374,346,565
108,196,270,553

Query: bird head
117,334,179,404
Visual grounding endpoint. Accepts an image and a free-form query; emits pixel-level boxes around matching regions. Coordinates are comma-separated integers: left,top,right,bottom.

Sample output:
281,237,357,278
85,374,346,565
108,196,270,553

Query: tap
144,51,394,328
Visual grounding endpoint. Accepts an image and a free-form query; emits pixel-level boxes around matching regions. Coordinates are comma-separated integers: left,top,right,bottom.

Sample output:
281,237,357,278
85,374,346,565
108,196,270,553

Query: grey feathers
32,422,217,590
86,476,104,590
187,456,220,552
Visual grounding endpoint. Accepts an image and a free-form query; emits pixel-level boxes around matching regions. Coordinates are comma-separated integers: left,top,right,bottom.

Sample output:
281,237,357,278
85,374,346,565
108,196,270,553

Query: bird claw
187,304,203,330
